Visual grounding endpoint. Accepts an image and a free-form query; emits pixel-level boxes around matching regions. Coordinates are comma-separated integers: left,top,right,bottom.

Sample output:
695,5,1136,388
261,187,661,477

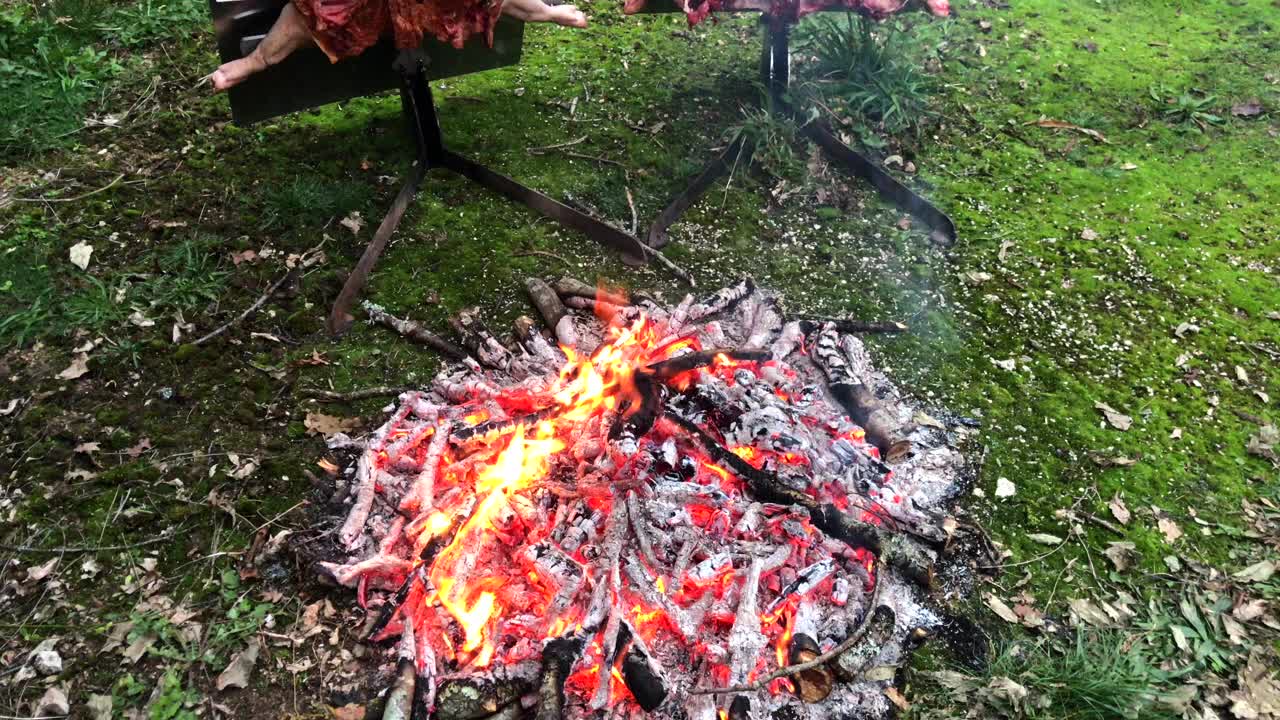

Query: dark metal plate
209,0,524,125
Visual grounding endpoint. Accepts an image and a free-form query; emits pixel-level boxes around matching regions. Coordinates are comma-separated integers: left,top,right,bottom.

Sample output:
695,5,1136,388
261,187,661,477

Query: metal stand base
328,57,650,336
646,20,957,251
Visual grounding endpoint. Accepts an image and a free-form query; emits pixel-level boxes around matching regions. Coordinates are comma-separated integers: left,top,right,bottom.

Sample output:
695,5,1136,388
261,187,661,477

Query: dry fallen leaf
884,687,911,711
340,211,364,235
1068,598,1113,627
1234,560,1277,584
1108,495,1131,525
1230,99,1263,118
69,241,94,270
304,412,362,437
1094,401,1133,431
985,594,1020,624
1158,517,1184,544
215,639,261,691
1080,227,1100,241
57,353,91,380
331,704,366,720
1104,541,1137,572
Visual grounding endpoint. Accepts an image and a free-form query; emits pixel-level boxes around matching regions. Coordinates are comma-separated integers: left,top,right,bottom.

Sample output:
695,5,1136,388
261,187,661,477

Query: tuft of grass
0,0,121,159
923,631,1183,720
262,176,374,228
723,103,806,181
96,0,205,48
794,14,938,135
1149,85,1225,131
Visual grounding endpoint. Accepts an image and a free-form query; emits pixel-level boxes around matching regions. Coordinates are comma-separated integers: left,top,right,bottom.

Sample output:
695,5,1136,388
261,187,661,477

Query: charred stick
692,574,886,695
338,451,380,549
808,325,913,462
564,294,622,320
619,626,668,711
728,695,752,720
363,512,466,642
525,278,568,329
645,349,772,381
383,629,418,720
450,307,511,370
364,302,469,360
798,316,909,334
685,278,756,325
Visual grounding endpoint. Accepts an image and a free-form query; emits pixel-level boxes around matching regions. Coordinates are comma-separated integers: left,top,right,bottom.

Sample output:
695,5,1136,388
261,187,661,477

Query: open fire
319,279,968,720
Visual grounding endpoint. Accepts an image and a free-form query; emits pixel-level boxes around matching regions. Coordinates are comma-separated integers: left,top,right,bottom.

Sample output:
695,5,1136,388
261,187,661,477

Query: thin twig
300,386,414,403
561,151,625,168
0,533,172,554
625,186,638,237
526,136,588,154
691,573,885,695
514,249,573,266
14,173,126,203
193,244,321,346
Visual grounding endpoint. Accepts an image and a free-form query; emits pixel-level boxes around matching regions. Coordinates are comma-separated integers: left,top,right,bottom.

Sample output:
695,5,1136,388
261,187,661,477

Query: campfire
318,279,968,720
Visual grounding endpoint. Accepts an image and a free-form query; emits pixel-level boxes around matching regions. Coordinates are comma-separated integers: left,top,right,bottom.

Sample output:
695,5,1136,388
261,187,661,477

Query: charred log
787,633,834,703
797,317,909,335
646,349,772,382
621,641,668,711
525,278,568,329
552,277,631,306
435,679,530,720
807,324,913,462
728,695,752,720
450,307,511,370
534,635,586,720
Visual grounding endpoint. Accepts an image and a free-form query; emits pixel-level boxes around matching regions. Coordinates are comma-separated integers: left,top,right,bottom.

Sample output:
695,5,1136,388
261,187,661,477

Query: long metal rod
329,61,656,336
644,20,957,250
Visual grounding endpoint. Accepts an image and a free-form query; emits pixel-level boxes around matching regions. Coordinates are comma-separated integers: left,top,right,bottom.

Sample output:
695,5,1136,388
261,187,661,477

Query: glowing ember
319,279,969,720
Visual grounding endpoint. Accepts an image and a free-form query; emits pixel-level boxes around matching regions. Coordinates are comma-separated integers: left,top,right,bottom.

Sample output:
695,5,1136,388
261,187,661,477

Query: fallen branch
691,574,885,695
300,386,413,403
364,303,469,361
797,316,908,334
0,530,174,554
526,136,588,154
193,245,322,346
14,173,126,203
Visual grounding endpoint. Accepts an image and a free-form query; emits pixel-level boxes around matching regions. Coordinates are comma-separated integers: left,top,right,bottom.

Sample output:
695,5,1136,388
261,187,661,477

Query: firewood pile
318,278,971,720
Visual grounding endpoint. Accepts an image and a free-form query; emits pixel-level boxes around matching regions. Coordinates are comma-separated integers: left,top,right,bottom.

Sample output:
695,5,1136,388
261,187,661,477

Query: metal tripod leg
644,18,957,252
328,62,652,336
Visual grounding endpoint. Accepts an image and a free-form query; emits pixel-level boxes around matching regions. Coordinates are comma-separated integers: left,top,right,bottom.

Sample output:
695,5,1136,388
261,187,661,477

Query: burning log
665,413,936,589
364,301,469,360
524,278,573,345
400,420,452,513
